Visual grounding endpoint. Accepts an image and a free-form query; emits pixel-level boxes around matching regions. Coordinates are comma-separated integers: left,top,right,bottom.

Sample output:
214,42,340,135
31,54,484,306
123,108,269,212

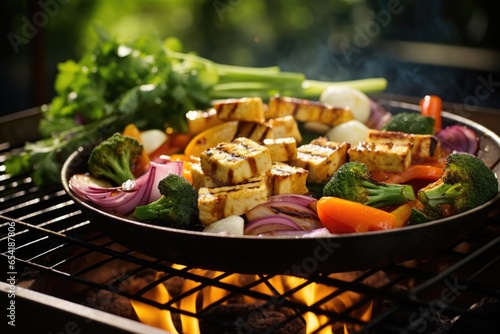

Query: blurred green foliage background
2,0,499,116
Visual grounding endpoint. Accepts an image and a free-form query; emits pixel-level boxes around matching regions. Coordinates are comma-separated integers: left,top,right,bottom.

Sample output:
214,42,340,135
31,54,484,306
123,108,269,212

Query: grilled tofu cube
267,116,302,143
266,95,354,126
367,130,441,162
191,162,219,189
263,137,297,162
348,142,412,173
236,121,273,143
291,139,350,183
186,108,223,135
235,116,302,144
198,175,268,225
200,137,272,186
214,97,266,123
268,162,309,195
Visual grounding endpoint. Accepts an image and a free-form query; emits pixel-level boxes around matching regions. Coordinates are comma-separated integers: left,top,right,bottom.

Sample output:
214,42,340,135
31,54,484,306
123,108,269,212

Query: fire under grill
1,96,500,333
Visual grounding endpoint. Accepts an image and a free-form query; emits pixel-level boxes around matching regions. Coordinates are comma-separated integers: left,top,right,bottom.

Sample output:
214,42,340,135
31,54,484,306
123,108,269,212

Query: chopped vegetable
365,99,391,130
415,152,498,220
381,112,435,135
122,123,151,177
390,200,420,228
184,121,238,158
203,215,244,236
323,161,416,208
4,31,387,186
139,129,168,154
161,154,195,184
87,132,144,186
326,119,370,145
133,173,199,229
69,160,183,215
420,95,442,133
371,164,444,184
245,194,323,232
320,86,371,123
436,125,479,155
244,216,302,236
317,196,396,233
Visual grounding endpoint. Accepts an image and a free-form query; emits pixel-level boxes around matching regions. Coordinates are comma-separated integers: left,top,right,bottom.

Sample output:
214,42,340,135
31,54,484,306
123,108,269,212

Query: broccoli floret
382,112,435,134
132,173,199,229
323,161,416,208
417,152,498,218
87,132,144,186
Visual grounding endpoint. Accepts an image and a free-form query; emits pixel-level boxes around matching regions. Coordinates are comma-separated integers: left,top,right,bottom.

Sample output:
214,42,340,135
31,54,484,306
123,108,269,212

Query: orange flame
130,269,373,334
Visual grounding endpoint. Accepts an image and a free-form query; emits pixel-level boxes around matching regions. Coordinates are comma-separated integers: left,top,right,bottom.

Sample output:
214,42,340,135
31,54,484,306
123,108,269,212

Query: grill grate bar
409,232,500,296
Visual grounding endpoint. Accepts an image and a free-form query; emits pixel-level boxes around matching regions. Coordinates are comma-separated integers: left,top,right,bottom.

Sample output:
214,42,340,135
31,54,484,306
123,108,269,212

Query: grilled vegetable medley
68,91,499,236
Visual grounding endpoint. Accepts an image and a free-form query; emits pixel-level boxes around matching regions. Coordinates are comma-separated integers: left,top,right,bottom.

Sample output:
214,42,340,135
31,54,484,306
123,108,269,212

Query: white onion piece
320,86,371,123
140,129,168,153
203,215,244,236
326,119,369,145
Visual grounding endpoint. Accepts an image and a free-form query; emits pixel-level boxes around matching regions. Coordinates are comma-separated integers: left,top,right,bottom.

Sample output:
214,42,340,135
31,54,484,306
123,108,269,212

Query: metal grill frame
1,95,500,333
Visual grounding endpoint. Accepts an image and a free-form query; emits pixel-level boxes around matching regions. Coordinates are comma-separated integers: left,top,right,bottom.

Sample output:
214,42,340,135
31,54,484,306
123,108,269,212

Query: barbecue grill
1,94,499,334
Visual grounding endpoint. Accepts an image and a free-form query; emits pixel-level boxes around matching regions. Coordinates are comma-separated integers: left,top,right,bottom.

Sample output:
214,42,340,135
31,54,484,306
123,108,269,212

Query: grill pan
60,100,500,275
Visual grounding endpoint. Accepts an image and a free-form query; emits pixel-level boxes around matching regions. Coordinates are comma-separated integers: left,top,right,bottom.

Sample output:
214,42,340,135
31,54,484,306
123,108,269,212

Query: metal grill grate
1,100,500,334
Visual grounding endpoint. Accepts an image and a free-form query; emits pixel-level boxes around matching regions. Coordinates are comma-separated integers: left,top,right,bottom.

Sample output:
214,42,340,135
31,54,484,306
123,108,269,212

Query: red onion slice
266,194,317,208
68,160,185,216
244,216,302,235
245,198,323,231
436,125,479,155
365,99,391,129
147,161,184,202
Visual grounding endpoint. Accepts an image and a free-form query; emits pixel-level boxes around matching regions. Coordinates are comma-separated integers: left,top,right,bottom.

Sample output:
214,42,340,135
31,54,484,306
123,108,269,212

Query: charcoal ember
369,301,450,333
163,275,185,297
79,289,139,321
199,301,305,334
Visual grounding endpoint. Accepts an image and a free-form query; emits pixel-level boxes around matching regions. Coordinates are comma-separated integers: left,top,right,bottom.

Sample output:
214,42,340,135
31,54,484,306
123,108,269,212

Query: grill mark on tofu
292,100,300,116
214,97,265,123
298,144,334,161
292,140,349,183
237,122,273,143
267,95,353,126
429,137,439,156
200,137,272,186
